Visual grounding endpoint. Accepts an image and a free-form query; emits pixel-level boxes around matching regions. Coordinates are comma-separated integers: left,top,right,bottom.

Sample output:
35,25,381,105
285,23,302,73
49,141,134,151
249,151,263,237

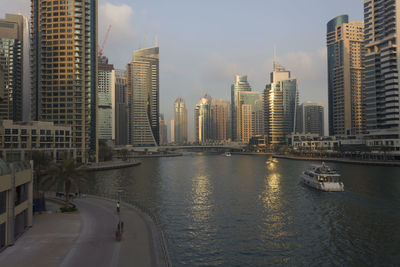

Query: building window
15,184,27,206
0,223,5,249
0,191,6,215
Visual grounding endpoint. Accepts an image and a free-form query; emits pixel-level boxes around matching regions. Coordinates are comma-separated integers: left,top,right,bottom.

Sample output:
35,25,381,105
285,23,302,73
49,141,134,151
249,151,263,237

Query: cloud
202,53,240,84
98,3,136,66
0,0,30,17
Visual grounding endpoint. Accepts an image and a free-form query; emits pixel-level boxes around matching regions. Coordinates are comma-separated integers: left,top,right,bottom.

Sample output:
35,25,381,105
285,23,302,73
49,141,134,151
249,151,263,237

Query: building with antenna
264,60,299,145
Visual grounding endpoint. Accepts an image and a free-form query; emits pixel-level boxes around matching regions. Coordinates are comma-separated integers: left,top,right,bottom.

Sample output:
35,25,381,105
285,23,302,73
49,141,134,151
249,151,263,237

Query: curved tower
128,46,159,146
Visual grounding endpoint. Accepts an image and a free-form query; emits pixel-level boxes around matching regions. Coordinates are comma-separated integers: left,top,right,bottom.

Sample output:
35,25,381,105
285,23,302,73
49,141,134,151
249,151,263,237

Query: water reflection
90,156,400,266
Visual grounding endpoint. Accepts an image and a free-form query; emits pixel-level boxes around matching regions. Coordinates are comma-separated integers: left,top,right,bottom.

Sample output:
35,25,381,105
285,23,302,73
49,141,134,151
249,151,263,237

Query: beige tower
327,15,364,136
211,100,231,141
31,0,98,163
173,97,188,144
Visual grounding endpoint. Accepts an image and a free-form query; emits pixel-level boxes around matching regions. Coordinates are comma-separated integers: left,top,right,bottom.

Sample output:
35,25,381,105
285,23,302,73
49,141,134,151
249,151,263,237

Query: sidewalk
0,196,168,267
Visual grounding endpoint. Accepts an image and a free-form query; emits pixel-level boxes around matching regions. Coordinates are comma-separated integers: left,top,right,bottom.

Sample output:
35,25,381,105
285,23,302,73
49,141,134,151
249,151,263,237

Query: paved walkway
0,196,168,267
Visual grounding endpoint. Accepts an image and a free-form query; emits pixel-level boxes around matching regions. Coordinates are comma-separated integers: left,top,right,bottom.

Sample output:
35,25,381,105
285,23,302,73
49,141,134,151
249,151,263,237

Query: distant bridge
114,144,246,152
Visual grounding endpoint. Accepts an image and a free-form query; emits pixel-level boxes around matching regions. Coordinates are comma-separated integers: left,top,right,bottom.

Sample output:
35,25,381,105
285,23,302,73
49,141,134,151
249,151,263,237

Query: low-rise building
0,120,75,162
0,160,33,250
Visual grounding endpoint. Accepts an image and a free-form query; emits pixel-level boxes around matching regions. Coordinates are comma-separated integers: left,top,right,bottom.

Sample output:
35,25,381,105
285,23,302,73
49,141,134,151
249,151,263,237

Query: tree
99,140,113,161
41,158,88,208
31,151,52,197
120,148,128,161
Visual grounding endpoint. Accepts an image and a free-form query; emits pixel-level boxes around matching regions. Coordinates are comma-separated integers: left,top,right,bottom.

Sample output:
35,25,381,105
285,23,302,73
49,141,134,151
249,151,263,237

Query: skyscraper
211,100,231,141
0,14,29,122
264,61,299,145
31,0,98,162
194,104,200,143
98,56,115,141
115,69,128,145
170,119,174,143
195,94,213,143
231,75,251,141
173,97,188,144
364,0,400,139
296,102,324,136
159,113,167,145
327,15,364,136
237,91,261,143
127,46,159,146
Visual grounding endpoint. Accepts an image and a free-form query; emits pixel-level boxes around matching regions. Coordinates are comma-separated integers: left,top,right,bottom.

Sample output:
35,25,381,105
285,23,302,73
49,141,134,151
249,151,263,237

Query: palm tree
120,148,128,161
41,158,87,208
32,151,52,197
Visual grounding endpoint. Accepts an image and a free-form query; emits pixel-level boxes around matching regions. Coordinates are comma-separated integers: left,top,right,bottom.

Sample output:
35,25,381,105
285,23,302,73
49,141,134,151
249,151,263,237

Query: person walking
116,201,120,213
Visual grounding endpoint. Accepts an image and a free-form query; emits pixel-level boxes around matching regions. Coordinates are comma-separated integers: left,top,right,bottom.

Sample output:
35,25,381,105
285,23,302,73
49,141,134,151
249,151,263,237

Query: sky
1,0,364,141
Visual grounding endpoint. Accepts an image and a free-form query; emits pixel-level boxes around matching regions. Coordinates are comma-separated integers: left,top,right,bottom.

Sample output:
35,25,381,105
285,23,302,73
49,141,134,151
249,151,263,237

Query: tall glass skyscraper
211,100,231,141
127,46,159,146
0,14,28,122
195,94,213,143
115,69,128,145
237,91,261,143
231,75,251,141
327,15,364,136
173,97,188,144
296,102,324,136
97,56,115,141
31,0,98,162
364,0,400,139
264,62,298,145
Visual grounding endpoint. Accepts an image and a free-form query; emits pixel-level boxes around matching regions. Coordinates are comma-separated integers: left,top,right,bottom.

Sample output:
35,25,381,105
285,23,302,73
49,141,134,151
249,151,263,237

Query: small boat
225,152,232,157
300,162,344,191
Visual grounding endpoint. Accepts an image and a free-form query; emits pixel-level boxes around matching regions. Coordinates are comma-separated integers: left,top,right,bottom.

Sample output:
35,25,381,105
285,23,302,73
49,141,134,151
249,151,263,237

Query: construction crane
98,25,111,57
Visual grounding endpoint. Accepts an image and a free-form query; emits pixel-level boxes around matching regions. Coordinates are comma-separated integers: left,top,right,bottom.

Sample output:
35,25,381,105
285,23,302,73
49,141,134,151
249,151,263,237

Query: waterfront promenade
273,154,400,167
0,196,168,267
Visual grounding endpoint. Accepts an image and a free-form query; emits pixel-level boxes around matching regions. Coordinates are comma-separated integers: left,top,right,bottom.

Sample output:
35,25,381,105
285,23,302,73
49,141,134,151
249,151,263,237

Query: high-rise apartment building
231,75,251,141
170,119,174,143
0,14,29,122
115,69,128,145
194,105,200,143
127,46,159,146
211,100,231,141
173,97,188,144
98,56,114,141
364,0,400,139
327,15,364,136
264,61,298,145
195,94,213,143
237,91,261,143
31,0,98,162
296,102,324,136
254,98,265,136
159,113,167,145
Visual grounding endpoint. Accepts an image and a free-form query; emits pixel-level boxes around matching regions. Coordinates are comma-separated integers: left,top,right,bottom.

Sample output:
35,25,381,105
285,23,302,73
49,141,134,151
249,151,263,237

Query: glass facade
231,75,251,141
174,97,188,144
127,46,159,147
326,15,364,136
0,14,25,122
364,0,400,138
264,63,298,145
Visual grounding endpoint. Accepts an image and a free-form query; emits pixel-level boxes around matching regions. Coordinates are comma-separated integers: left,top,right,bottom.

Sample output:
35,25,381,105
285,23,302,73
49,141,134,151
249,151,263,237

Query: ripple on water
90,155,400,266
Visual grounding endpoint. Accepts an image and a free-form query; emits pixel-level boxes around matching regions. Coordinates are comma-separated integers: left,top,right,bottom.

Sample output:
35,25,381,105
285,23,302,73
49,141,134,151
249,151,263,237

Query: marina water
88,154,400,266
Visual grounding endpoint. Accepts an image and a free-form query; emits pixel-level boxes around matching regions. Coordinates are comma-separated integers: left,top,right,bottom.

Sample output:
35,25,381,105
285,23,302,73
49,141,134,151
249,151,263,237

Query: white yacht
225,152,232,157
300,163,344,191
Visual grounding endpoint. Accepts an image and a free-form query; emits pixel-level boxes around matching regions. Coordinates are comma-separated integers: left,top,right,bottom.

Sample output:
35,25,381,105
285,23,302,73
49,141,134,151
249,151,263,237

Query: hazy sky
2,0,363,140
